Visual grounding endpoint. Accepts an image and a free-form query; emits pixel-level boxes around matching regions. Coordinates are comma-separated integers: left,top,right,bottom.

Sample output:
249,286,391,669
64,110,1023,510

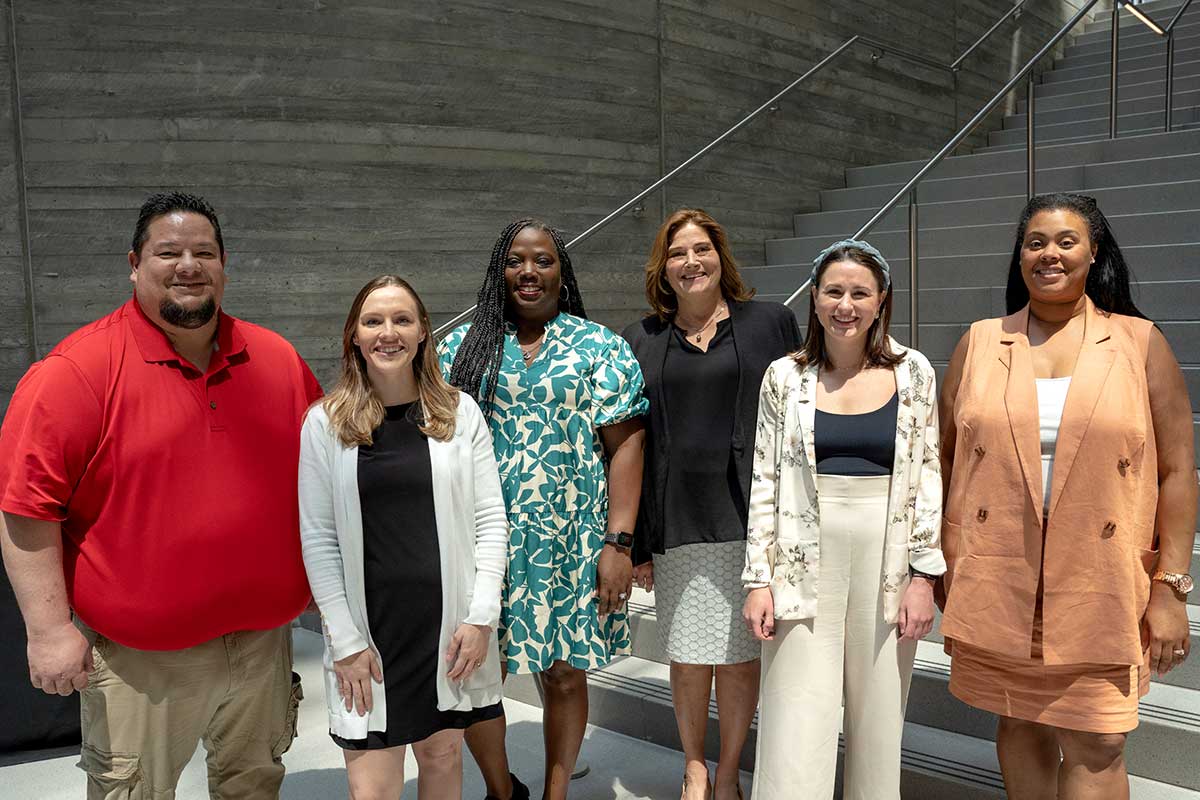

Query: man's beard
160,296,217,329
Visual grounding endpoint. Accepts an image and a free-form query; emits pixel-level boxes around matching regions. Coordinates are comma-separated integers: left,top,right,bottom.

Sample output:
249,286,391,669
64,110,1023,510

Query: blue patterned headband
810,239,892,290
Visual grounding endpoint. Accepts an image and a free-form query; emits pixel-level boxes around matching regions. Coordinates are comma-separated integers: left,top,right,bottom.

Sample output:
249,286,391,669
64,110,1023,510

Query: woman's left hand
446,623,491,682
898,577,936,641
596,546,634,616
1144,583,1190,676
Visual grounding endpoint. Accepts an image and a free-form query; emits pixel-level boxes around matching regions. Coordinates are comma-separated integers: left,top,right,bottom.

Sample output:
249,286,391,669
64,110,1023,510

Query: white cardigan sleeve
298,408,369,661
742,363,782,589
460,395,508,628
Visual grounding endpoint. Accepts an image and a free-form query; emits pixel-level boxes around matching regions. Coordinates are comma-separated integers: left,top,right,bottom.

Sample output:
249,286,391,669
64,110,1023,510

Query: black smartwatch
603,531,634,552
910,567,937,582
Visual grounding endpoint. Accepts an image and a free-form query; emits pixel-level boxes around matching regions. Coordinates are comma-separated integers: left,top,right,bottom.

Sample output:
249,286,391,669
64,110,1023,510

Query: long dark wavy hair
446,219,587,415
1005,193,1145,318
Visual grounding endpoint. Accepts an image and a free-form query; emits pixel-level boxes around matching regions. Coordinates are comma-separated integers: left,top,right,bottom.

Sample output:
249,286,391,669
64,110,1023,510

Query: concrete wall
0,0,1091,399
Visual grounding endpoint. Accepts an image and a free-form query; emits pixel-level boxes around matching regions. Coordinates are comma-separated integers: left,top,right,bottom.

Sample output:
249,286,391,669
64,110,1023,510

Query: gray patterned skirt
653,540,760,665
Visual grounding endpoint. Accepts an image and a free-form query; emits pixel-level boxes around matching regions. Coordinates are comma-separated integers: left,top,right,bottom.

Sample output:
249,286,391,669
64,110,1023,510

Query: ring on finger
1174,648,1187,657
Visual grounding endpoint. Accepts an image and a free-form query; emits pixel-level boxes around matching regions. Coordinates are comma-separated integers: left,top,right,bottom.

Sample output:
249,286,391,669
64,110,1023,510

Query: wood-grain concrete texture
0,0,1091,397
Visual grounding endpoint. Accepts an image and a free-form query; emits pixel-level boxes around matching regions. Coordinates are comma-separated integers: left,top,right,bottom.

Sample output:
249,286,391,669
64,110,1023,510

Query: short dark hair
131,192,224,257
1005,193,1145,318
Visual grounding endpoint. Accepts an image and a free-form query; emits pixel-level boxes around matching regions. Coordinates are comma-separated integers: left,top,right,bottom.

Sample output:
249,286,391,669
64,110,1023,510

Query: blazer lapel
1000,308,1045,523
1047,299,1115,518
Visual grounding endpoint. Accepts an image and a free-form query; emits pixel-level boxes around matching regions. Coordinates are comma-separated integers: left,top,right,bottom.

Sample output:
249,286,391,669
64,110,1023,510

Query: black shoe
485,772,530,800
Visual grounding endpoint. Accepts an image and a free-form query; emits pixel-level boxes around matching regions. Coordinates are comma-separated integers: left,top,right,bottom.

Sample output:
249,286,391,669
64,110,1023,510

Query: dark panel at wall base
1,0,1093,402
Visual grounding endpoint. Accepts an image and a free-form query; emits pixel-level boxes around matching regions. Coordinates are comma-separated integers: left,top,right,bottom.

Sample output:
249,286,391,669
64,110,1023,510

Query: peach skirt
948,610,1150,734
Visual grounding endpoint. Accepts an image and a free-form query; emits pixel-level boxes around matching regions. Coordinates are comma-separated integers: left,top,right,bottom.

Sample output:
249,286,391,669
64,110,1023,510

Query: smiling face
1019,208,1096,305
128,211,227,330
664,222,723,304
503,225,562,323
353,284,425,387
812,259,886,344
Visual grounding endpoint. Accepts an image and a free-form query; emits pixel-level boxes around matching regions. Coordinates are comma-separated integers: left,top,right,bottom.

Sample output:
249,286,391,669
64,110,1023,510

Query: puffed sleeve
591,329,649,427
742,362,782,589
436,324,468,382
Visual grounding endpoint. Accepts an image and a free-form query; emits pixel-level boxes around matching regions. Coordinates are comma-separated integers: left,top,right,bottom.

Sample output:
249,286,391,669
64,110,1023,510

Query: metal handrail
782,0,1105,344
782,0,1198,348
432,1,1035,337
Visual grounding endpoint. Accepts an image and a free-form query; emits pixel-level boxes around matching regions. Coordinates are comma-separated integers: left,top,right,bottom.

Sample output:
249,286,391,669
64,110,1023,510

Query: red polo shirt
0,299,323,650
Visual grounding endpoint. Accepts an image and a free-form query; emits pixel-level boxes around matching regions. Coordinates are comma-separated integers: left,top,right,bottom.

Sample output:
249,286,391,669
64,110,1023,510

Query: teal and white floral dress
438,313,648,674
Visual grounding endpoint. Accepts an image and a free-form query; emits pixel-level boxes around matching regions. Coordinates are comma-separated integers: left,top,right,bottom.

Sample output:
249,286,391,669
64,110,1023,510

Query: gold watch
1152,570,1195,595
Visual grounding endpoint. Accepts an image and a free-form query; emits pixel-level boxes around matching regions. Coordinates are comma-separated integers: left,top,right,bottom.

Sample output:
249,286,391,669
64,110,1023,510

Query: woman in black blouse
623,209,802,800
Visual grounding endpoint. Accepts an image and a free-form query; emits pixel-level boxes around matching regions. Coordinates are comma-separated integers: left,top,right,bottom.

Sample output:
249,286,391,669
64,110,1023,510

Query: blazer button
976,508,988,522
1103,521,1117,534
1117,457,1130,475
974,444,986,456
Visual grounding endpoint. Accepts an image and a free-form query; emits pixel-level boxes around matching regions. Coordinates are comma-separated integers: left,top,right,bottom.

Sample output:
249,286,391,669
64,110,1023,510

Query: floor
1,628,750,799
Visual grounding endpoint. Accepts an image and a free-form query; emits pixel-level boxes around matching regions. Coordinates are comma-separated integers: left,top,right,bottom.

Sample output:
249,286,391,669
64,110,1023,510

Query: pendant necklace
680,302,727,344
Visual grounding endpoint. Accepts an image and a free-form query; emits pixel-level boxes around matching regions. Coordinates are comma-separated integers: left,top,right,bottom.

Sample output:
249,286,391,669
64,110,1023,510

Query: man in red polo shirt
0,192,323,799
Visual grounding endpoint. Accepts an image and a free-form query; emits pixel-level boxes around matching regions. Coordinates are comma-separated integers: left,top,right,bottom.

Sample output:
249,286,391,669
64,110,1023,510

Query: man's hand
28,621,93,696
596,546,633,616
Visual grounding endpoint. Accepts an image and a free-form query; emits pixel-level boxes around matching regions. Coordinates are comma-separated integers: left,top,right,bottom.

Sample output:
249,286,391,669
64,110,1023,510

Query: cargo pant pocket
270,671,303,760
77,744,143,800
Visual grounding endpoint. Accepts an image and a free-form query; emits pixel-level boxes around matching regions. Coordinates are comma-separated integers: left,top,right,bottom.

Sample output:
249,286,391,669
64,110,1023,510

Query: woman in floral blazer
741,240,945,800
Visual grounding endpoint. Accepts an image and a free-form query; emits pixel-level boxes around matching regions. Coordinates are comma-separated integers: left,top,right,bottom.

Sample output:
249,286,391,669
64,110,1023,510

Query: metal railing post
1026,75,1036,199
1109,2,1120,139
908,190,918,349
1165,29,1175,131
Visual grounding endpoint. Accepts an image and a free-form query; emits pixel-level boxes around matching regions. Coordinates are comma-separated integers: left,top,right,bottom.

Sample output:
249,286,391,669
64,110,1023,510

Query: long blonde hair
323,275,458,446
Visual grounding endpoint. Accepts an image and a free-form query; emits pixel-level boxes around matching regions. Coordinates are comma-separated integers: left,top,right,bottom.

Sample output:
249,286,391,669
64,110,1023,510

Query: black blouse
661,319,745,548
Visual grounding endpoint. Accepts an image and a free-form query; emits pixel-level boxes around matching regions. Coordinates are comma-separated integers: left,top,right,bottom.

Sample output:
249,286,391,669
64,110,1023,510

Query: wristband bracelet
910,568,937,581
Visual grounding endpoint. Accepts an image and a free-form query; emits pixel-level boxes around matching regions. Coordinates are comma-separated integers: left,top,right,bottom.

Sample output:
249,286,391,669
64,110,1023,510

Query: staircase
508,2,1200,796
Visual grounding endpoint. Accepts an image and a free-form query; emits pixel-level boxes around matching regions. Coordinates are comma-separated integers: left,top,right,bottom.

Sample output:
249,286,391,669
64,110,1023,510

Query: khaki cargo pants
77,625,302,800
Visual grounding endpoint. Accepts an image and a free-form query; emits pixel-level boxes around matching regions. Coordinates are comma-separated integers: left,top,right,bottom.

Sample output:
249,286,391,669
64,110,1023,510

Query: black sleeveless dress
331,402,502,750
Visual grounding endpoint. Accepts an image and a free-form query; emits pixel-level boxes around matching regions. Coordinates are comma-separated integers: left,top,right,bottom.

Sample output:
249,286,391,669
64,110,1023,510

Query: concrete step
767,209,1200,262
1064,29,1199,64
845,127,1200,187
505,656,1014,798
794,180,1200,236
1019,72,1200,113
988,105,1200,146
974,121,1200,153
824,153,1200,209
1034,56,1200,98
1076,10,1200,48
511,634,1200,795
1051,40,1200,78
1005,91,1200,128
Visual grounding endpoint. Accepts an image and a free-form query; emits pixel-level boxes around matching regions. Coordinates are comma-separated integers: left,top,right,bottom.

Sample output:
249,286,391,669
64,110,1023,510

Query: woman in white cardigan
300,275,508,800
741,241,945,800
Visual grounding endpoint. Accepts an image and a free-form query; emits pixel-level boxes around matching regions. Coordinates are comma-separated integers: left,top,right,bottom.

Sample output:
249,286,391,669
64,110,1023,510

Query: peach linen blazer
742,338,946,624
940,299,1158,667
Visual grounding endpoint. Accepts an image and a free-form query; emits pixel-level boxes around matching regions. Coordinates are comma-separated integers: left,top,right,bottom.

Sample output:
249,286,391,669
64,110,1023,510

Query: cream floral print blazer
741,338,946,623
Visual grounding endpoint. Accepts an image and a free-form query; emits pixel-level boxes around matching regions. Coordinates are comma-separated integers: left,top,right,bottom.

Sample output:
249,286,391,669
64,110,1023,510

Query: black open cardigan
621,299,802,564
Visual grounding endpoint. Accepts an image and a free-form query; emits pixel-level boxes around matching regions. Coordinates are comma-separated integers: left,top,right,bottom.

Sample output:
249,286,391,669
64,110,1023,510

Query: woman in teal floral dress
438,219,647,800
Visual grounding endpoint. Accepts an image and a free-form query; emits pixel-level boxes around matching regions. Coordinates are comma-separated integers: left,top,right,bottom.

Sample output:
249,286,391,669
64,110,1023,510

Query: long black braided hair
1005,193,1145,318
447,219,588,415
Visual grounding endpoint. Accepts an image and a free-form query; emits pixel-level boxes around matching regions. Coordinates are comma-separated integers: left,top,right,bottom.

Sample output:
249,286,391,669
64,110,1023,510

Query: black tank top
814,392,898,476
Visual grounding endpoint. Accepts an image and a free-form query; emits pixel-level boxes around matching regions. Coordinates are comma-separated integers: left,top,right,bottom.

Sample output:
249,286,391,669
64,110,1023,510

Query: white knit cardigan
298,392,507,739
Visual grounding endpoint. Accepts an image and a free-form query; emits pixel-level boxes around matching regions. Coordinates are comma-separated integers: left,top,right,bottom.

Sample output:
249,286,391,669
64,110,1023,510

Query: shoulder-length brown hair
322,275,458,446
644,208,754,320
794,245,904,369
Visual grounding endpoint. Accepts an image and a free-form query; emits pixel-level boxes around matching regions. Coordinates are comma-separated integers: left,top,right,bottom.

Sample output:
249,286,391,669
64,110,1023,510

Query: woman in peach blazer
938,193,1197,800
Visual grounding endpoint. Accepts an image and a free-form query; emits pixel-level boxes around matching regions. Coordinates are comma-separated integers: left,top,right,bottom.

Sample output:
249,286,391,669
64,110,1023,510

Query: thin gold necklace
677,302,727,343
519,332,545,362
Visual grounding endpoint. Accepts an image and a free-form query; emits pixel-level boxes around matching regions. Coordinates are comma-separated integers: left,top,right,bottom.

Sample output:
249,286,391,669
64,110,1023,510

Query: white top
1035,377,1072,513
298,393,508,739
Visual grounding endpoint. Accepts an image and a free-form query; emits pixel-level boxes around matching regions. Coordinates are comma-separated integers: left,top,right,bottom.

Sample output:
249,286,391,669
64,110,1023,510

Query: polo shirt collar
126,297,247,369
